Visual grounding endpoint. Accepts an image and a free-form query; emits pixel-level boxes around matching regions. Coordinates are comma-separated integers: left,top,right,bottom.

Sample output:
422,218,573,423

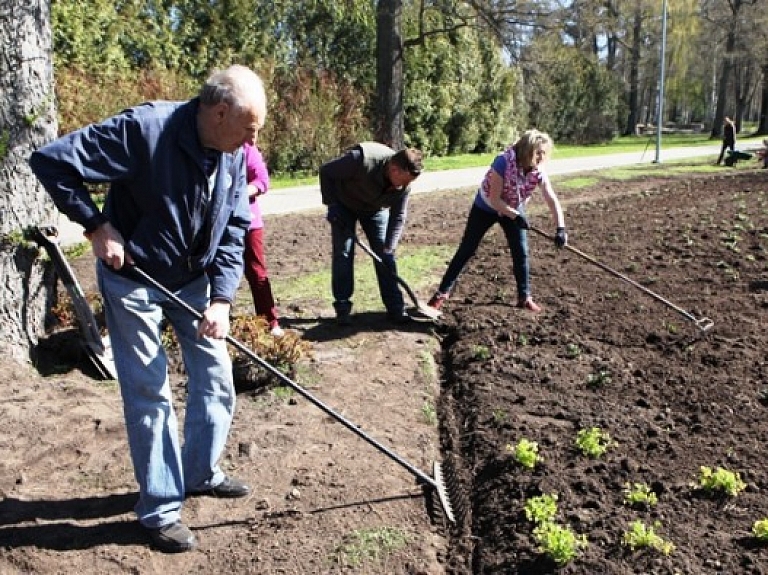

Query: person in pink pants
243,143,283,336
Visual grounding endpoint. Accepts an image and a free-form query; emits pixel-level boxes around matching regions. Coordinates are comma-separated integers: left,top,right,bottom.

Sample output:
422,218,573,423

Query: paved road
56,143,724,246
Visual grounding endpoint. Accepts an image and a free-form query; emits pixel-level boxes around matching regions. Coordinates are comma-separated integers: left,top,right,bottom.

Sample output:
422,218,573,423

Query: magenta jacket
244,142,270,230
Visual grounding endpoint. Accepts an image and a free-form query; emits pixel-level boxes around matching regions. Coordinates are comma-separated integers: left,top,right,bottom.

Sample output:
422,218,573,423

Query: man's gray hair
200,65,267,122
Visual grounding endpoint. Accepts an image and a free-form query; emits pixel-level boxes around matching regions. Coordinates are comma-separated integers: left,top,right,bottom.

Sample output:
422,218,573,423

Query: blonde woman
428,130,567,313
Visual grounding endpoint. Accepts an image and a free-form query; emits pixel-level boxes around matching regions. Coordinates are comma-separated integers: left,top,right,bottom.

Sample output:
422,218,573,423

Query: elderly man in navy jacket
30,65,265,553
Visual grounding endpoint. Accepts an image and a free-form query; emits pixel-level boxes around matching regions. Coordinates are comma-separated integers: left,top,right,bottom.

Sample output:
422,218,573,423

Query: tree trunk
623,8,642,136
0,0,58,363
376,0,404,149
711,0,742,139
758,62,768,135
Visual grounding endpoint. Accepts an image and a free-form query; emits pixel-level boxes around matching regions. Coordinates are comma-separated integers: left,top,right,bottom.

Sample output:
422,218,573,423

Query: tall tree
376,0,405,147
704,0,758,137
402,6,519,154
0,0,58,363
760,62,768,134
623,5,646,135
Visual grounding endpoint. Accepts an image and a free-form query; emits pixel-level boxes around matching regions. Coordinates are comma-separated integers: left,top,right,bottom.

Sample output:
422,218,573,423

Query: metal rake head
695,317,715,332
413,302,443,321
429,458,468,529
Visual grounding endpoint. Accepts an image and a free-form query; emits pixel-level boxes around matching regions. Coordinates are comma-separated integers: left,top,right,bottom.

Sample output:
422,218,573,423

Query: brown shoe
146,521,197,553
518,297,542,312
427,292,448,310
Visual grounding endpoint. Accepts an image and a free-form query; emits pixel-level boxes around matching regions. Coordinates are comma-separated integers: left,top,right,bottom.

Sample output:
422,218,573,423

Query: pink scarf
481,146,541,209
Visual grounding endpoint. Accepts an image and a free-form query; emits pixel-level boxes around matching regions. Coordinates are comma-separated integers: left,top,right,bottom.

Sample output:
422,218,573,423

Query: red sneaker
518,297,542,312
428,292,448,310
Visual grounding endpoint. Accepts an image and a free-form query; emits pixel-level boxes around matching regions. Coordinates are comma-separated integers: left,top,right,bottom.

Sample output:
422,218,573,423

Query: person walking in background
428,129,567,313
757,139,768,169
716,116,736,165
319,142,423,325
29,65,266,553
243,142,283,337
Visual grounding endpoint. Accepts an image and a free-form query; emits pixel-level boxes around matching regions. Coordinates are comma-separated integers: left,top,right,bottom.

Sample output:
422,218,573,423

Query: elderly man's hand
89,222,133,269
197,301,231,339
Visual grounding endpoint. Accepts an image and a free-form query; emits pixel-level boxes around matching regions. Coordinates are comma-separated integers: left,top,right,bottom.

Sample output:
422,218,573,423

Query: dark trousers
437,203,530,301
717,139,735,165
330,204,404,315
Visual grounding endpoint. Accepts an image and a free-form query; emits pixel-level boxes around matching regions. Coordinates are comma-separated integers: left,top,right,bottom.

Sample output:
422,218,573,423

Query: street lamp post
654,0,668,164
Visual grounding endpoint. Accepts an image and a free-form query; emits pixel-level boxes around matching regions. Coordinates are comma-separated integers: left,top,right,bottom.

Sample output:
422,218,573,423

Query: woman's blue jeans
437,203,530,300
330,204,404,315
98,263,235,528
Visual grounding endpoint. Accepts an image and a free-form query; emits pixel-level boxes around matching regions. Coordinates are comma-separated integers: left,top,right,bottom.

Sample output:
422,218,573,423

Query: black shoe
336,310,352,326
146,521,197,553
187,476,251,498
387,310,412,324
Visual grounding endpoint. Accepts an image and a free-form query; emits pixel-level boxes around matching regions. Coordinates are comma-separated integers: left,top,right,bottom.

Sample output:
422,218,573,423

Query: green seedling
532,522,588,566
622,520,675,555
697,466,746,497
421,400,437,426
271,385,294,402
575,427,613,458
492,408,507,424
517,333,529,346
752,519,768,542
507,438,540,470
623,482,658,507
720,231,741,252
524,493,558,524
565,343,581,359
417,349,436,380
586,370,612,388
664,321,679,334
472,345,491,360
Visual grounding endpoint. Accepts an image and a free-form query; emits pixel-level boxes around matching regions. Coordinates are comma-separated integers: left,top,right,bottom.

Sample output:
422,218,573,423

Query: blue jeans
438,203,530,300
330,204,404,315
98,263,235,529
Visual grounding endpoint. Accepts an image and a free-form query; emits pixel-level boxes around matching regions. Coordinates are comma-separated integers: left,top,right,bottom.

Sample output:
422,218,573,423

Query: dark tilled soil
429,172,768,574
1,169,766,574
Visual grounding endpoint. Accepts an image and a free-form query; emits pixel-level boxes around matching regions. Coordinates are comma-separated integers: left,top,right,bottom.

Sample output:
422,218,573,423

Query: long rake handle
130,265,439,489
350,234,423,309
528,225,714,331
329,219,439,318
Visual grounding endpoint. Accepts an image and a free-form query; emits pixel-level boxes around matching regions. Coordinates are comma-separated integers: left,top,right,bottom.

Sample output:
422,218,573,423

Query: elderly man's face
208,101,263,153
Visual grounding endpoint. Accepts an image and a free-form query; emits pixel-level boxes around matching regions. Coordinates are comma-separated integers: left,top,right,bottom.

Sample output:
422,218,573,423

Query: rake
33,226,118,380
130,265,458,524
528,224,714,332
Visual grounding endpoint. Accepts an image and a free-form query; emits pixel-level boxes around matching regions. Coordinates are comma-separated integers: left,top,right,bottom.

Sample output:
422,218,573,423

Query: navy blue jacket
29,99,251,302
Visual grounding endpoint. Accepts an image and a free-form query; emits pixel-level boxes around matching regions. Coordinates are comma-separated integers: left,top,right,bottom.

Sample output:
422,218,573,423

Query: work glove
514,213,530,230
326,204,340,223
554,227,568,248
